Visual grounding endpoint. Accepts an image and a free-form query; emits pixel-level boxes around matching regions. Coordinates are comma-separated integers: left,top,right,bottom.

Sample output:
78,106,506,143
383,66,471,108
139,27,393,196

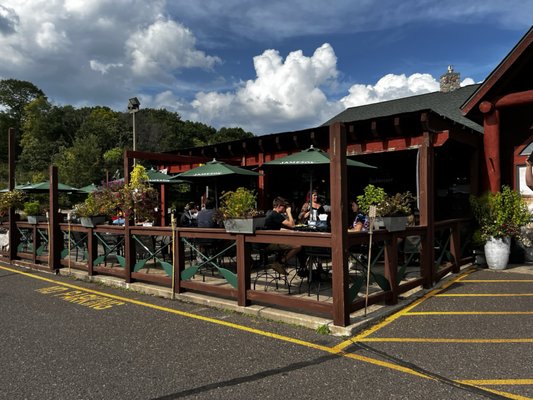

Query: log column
329,122,350,326
479,101,501,193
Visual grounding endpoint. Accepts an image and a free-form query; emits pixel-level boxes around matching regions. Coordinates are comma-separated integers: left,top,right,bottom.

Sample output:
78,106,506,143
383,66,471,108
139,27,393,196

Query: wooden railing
1,218,473,325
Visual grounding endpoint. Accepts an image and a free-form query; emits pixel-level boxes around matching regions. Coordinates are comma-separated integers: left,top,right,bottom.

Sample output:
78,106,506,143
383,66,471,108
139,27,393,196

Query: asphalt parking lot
1,263,531,399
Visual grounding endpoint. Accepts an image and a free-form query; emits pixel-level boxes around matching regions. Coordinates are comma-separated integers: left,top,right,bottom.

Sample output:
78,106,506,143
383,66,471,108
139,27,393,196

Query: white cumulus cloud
341,73,440,108
188,43,343,134
126,18,221,79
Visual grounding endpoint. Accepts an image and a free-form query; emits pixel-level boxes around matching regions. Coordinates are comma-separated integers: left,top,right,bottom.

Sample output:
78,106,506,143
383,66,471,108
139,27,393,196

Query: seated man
264,196,302,275
196,197,219,228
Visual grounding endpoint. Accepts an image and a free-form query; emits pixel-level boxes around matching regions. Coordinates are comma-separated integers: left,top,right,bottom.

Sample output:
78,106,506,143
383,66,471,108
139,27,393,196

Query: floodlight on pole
128,97,140,163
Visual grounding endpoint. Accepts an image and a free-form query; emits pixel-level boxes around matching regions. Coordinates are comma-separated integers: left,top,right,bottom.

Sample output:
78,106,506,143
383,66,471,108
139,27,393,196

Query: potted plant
357,185,415,231
218,187,265,234
73,193,108,227
23,200,46,224
0,190,26,221
470,185,531,270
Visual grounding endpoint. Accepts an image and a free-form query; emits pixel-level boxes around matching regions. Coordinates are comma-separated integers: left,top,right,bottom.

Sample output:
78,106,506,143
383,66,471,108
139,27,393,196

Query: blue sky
0,1,530,135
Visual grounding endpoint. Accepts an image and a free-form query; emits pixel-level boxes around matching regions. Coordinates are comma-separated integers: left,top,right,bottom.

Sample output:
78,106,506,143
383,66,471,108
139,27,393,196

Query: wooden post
174,230,184,293
383,234,399,304
87,227,96,276
479,101,500,193
419,131,435,287
236,234,251,306
450,221,461,273
124,153,134,283
329,122,350,326
8,127,19,261
48,166,61,271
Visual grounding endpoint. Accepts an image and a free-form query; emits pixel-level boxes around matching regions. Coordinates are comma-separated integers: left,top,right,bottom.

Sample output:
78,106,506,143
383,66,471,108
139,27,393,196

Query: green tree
180,120,216,147
130,109,195,153
54,134,104,187
210,127,254,144
0,79,45,163
18,97,67,177
0,79,44,123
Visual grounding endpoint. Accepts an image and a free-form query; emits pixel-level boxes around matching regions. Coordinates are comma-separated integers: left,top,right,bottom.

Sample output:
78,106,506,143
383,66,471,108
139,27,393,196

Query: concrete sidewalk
50,262,530,337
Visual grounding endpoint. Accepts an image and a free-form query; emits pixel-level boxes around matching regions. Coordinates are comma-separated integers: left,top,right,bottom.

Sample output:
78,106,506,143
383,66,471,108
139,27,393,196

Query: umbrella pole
364,205,377,317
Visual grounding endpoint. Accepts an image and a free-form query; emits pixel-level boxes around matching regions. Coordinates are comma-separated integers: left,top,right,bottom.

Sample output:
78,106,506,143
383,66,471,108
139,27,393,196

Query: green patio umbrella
177,159,260,178
264,145,376,169
177,159,260,206
146,168,177,183
79,183,98,193
0,184,30,193
264,145,376,207
20,181,81,193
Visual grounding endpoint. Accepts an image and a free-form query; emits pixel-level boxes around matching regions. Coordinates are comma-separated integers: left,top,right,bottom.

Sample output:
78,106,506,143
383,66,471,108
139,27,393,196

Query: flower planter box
223,217,266,234
80,216,106,228
382,216,408,232
27,215,47,224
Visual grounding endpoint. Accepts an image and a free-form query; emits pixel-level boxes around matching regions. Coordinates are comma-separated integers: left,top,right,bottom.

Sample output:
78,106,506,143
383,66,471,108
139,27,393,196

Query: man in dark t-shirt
264,197,301,274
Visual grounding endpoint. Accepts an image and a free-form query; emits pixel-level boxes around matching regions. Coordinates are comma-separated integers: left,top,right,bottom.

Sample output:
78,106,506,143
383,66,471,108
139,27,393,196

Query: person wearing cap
264,196,301,275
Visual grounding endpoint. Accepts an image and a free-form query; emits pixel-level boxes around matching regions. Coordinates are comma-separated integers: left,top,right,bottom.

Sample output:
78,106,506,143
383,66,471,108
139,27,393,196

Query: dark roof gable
322,84,483,133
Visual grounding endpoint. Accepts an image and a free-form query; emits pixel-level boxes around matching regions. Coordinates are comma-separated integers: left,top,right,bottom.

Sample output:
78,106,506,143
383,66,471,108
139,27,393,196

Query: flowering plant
0,190,26,214
470,186,531,244
73,165,159,222
357,185,415,217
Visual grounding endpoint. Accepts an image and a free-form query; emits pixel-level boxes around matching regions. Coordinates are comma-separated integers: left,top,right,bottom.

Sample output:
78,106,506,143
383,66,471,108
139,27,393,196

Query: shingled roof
322,84,483,133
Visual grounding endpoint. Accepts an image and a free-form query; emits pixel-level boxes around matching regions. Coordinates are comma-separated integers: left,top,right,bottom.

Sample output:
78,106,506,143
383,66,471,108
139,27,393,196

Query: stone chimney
440,65,460,92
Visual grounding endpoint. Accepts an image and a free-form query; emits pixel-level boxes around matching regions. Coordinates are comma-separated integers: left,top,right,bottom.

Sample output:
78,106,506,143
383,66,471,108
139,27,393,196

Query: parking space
339,267,533,399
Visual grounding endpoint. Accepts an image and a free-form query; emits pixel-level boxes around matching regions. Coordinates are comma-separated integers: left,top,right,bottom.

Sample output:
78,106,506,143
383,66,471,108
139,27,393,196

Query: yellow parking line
469,386,532,400
435,293,533,297
356,337,533,343
405,311,533,315
0,264,433,380
458,379,533,386
330,268,476,352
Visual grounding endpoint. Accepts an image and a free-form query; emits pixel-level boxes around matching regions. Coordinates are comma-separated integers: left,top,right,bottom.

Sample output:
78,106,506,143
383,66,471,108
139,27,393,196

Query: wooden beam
394,117,402,135
371,120,378,137
310,131,317,146
126,150,207,164
494,89,533,108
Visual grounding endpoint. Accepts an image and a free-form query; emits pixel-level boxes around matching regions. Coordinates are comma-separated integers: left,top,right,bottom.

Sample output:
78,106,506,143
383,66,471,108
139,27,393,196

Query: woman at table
348,200,369,232
298,190,325,225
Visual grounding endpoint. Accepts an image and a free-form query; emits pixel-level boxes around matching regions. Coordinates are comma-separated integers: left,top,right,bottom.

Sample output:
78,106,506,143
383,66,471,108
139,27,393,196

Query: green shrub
470,185,531,242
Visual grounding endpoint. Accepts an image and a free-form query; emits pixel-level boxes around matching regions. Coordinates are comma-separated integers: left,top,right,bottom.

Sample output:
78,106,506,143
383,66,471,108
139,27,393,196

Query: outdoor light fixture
127,97,140,162
128,97,140,112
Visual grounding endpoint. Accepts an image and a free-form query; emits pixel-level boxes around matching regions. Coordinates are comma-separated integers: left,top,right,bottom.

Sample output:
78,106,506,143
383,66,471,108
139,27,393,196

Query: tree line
0,79,254,188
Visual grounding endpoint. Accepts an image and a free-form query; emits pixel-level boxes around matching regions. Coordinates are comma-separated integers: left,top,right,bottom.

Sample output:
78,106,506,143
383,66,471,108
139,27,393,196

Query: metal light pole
127,97,140,163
